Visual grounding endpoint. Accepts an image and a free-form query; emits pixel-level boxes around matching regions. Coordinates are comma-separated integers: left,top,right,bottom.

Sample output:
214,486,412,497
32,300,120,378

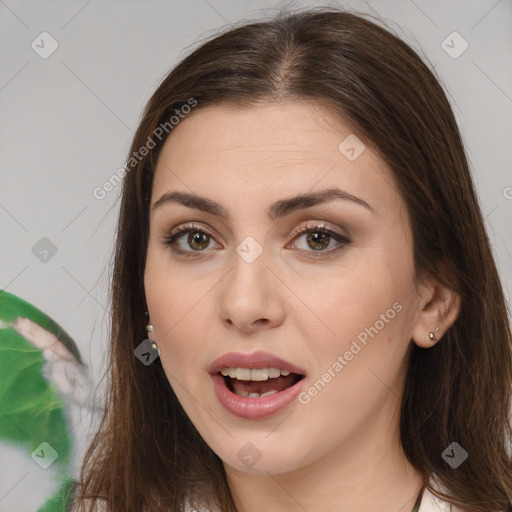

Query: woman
73,6,512,512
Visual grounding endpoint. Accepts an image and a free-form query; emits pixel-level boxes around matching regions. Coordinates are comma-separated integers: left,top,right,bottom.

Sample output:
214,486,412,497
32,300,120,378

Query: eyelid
286,220,351,257
167,222,215,240
160,222,220,255
164,220,346,243
288,220,346,239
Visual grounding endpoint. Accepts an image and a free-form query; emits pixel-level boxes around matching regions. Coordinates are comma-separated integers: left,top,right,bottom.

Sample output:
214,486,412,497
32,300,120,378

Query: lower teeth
235,390,279,398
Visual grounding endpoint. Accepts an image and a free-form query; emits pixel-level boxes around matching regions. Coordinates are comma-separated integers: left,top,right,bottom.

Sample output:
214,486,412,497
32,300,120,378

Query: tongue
229,374,299,395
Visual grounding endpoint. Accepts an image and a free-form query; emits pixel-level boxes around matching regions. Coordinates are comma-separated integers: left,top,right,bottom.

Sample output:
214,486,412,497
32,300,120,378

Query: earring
146,326,157,350
145,311,154,334
144,311,157,349
429,326,440,342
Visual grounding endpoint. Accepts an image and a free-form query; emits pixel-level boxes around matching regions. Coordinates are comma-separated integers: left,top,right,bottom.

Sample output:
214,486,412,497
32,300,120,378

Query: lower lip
211,373,305,420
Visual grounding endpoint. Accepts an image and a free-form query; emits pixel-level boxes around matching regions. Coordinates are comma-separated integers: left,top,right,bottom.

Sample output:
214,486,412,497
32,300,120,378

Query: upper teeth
220,367,290,381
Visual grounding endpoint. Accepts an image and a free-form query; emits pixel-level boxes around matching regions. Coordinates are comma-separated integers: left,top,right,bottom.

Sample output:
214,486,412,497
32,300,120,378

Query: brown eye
187,231,210,250
305,232,331,251
162,223,219,255
290,222,351,257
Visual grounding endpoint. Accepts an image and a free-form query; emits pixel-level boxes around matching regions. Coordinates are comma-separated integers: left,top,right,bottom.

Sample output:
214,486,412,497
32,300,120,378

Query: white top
85,476,505,511
186,479,476,512
419,486,460,511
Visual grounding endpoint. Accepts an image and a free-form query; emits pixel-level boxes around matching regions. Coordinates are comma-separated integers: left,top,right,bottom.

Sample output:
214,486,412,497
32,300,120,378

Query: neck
224,413,424,512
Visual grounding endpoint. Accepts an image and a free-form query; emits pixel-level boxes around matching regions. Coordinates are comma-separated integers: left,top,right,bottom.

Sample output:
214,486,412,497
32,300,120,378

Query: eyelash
161,221,351,258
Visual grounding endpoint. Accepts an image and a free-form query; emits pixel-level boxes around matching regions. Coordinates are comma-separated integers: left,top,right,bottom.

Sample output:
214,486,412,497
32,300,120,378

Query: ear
411,277,461,348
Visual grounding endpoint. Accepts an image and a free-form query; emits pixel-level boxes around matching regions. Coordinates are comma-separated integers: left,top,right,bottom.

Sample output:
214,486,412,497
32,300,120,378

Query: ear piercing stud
144,311,154,332
429,326,440,342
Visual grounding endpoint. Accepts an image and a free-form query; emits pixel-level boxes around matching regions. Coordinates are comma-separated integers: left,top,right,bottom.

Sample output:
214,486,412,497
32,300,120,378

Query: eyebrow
151,188,373,220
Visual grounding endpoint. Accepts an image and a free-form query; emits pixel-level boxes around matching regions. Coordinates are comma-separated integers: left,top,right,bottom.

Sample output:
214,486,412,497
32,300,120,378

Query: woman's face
144,101,427,475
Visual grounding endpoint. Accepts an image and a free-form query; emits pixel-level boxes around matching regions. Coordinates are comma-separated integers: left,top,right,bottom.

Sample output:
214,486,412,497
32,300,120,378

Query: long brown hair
73,6,512,511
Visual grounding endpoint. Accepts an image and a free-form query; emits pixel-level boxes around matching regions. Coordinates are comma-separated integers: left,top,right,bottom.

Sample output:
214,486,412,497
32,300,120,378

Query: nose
218,246,285,334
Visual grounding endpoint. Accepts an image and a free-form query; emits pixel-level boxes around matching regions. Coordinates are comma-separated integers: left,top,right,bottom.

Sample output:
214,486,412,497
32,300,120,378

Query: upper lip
208,351,307,376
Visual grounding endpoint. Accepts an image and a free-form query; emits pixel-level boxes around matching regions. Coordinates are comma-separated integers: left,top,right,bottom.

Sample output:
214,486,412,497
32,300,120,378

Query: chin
196,423,318,476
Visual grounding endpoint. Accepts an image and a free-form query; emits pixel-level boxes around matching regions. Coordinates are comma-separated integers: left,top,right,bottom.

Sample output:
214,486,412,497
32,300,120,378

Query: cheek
297,260,411,339
290,250,417,394
144,257,202,371
145,246,212,337
144,274,210,418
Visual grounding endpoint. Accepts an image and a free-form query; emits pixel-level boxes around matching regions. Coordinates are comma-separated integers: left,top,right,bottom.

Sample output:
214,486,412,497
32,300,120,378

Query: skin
144,101,460,512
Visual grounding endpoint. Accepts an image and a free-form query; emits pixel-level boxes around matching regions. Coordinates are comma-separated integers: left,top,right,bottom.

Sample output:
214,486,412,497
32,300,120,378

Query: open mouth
220,367,305,398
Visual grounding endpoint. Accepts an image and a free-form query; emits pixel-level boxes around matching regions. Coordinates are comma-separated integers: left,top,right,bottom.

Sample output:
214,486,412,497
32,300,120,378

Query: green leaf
0,290,82,362
0,326,71,467
37,477,76,512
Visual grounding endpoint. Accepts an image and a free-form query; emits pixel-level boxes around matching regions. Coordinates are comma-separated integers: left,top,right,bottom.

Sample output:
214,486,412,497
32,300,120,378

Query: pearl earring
144,311,157,349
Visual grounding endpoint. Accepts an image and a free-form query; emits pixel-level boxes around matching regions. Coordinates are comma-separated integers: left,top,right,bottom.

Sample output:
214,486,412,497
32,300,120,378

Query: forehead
157,100,359,163
151,101,399,215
